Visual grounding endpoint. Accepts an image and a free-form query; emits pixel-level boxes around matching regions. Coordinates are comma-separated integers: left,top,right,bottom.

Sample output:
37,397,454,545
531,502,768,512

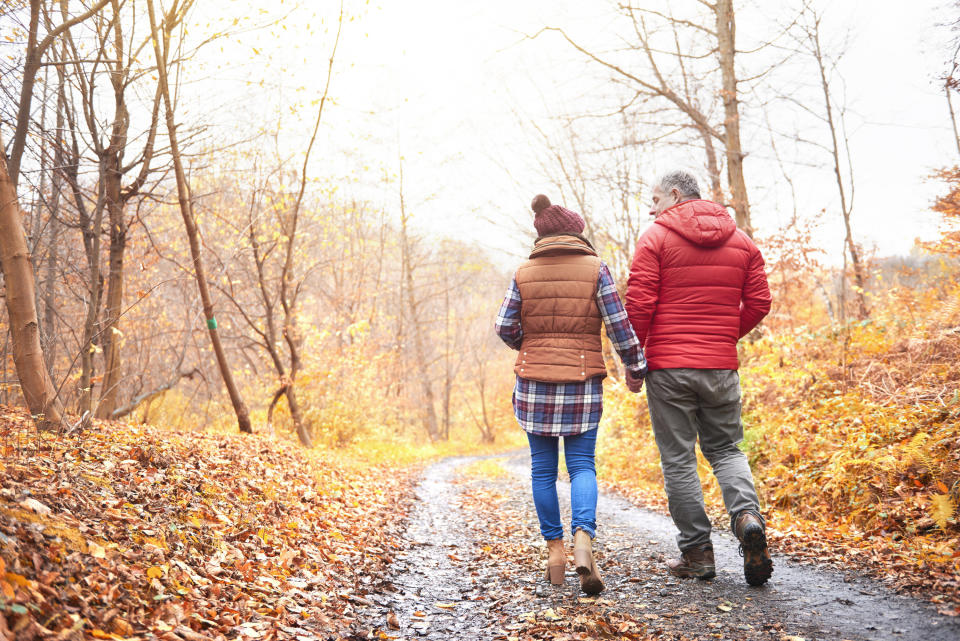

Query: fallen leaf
89,541,107,558
717,602,733,612
111,618,134,636
5,573,30,588
434,602,456,609
540,608,561,621
386,612,400,629
19,497,51,515
147,566,164,579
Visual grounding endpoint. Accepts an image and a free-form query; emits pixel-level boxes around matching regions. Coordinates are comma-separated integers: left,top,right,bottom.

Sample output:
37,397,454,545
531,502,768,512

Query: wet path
356,452,960,641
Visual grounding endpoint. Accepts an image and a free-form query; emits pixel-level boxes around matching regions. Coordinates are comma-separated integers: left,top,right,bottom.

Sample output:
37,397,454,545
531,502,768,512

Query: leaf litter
0,405,417,640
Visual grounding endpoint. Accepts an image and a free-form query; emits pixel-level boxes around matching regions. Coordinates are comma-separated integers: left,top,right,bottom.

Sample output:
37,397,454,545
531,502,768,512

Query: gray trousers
645,368,762,551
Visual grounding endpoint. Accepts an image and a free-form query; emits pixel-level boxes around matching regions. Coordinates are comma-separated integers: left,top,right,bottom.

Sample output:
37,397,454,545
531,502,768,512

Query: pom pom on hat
531,194,551,214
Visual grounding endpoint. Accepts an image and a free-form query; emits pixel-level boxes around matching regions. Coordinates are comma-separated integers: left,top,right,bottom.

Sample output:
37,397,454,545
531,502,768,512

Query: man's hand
625,370,644,393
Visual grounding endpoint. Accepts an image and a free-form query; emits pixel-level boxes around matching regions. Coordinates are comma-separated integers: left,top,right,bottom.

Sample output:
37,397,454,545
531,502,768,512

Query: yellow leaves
540,608,561,621
147,565,165,579
89,541,107,558
930,493,956,530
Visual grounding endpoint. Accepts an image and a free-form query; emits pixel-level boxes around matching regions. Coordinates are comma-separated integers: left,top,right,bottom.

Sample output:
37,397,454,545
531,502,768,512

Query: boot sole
580,574,604,594
668,564,716,580
741,523,773,586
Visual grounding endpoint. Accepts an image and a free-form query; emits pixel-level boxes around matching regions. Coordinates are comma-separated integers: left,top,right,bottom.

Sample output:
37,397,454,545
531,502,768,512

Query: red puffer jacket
625,199,771,371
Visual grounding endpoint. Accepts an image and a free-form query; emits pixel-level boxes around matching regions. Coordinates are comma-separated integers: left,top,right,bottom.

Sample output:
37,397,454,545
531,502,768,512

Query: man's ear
671,188,681,203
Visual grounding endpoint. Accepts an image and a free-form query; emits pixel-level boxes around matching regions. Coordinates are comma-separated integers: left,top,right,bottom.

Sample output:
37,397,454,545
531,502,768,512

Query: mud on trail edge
354,452,960,641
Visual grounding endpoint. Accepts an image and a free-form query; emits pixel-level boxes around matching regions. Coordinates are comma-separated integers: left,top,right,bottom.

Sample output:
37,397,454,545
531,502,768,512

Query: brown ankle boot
735,512,773,586
666,542,716,579
544,539,565,585
573,529,604,594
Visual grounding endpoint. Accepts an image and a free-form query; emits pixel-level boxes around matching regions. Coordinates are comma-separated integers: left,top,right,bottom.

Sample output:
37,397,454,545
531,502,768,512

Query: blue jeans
527,429,598,540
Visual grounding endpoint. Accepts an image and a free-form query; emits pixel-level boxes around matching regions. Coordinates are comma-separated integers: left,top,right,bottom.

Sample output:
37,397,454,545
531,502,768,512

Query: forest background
1,0,960,636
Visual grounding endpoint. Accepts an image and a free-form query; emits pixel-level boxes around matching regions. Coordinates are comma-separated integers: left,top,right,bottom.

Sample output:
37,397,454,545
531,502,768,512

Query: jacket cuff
626,364,647,379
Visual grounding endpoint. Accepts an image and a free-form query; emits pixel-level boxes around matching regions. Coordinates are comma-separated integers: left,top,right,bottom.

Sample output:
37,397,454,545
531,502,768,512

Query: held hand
625,371,644,393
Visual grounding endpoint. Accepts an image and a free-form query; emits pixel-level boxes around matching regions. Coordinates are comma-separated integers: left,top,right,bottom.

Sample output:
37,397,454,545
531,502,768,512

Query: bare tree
538,0,755,235
0,131,64,428
398,159,441,441
146,0,252,433
7,0,110,188
794,4,868,320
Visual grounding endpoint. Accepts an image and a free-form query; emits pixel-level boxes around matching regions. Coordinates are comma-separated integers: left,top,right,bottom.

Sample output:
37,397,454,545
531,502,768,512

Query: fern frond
903,433,933,471
930,493,956,530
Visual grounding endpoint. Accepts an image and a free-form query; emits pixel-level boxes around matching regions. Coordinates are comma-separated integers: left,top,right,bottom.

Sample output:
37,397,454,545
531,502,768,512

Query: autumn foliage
0,408,416,639
925,167,960,257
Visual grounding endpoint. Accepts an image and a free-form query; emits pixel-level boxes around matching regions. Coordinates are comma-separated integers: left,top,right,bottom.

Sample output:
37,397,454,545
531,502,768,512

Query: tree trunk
146,0,252,433
474,357,495,444
715,0,752,236
78,172,106,416
42,63,66,376
946,79,960,159
701,128,723,202
284,385,312,448
96,171,127,418
811,19,868,320
0,134,64,429
7,0,41,191
398,164,441,442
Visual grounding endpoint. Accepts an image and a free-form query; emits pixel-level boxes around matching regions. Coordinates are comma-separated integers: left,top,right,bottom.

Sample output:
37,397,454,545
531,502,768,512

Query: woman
495,194,646,594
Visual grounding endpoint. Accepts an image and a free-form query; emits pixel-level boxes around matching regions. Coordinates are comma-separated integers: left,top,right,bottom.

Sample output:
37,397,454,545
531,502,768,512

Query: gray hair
655,170,701,200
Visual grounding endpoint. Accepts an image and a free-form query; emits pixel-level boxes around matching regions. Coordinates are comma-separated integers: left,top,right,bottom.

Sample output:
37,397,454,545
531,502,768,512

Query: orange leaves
0,405,417,640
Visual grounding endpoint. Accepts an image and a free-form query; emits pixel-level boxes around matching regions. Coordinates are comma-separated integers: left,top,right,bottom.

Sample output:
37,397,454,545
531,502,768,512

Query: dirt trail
356,452,960,641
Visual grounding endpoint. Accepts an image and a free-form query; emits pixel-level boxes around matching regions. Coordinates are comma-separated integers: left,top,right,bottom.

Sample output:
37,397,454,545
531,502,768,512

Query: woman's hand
625,370,644,393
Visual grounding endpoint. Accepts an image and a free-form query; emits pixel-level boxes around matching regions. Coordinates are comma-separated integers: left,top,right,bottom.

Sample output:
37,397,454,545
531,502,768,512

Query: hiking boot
544,539,565,585
573,529,604,594
735,512,773,586
666,542,715,579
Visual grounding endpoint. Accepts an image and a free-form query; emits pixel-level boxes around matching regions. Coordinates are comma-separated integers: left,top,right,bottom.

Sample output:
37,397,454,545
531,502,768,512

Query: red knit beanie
531,194,585,237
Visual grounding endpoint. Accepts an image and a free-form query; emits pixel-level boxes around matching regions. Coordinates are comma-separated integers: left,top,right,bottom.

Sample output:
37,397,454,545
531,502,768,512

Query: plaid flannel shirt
495,262,647,436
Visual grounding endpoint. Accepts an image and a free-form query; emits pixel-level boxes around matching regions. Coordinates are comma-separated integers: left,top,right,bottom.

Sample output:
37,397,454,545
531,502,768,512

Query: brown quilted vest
514,235,606,383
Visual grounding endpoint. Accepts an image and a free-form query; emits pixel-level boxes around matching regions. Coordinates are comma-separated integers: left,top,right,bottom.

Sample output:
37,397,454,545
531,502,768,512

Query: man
624,170,773,586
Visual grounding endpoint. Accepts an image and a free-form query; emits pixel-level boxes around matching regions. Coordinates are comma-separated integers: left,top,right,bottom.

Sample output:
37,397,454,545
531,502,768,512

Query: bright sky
191,0,957,266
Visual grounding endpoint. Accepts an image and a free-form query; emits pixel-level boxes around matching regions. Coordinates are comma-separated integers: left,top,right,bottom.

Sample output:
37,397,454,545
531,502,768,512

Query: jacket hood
655,199,736,247
529,234,598,259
